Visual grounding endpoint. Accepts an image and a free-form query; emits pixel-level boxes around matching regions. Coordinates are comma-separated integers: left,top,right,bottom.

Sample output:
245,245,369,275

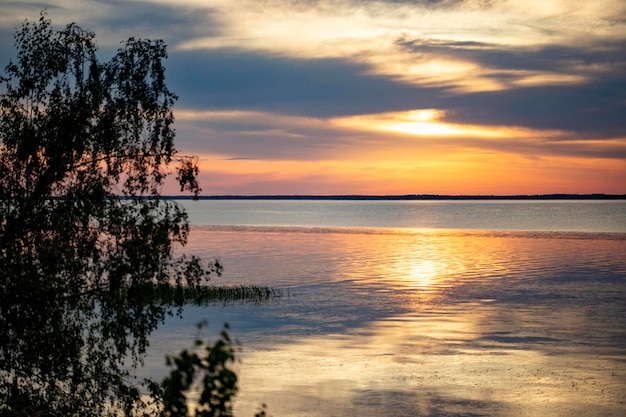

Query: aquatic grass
127,283,282,307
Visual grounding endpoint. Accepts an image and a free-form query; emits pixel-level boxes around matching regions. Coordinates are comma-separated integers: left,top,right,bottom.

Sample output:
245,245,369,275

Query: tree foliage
159,322,238,417
0,13,271,417
155,323,268,417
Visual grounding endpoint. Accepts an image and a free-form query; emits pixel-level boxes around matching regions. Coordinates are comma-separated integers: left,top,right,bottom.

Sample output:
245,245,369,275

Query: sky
1,0,625,195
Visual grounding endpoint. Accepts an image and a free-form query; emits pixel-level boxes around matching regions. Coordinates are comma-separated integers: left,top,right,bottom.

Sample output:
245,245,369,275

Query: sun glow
172,104,625,196
332,109,566,138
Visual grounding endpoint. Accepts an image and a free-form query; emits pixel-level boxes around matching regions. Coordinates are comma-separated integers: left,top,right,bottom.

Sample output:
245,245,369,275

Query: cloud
161,0,626,142
166,48,441,118
395,36,626,88
174,0,626,93
1,0,624,194
175,107,626,165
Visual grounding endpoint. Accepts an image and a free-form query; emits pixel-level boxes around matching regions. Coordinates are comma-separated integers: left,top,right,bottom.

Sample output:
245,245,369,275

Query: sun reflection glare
406,259,440,288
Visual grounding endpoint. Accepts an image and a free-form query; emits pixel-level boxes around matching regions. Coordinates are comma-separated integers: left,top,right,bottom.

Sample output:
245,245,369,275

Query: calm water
145,200,626,417
180,199,626,232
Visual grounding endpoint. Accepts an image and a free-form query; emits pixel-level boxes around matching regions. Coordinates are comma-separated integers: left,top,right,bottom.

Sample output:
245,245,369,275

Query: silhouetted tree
0,13,272,417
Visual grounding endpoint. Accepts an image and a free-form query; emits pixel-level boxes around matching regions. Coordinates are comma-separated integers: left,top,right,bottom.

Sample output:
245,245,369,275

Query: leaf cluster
159,323,238,417
153,323,269,417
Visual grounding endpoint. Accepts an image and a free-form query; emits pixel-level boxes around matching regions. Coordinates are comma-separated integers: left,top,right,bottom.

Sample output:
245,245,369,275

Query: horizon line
162,193,626,201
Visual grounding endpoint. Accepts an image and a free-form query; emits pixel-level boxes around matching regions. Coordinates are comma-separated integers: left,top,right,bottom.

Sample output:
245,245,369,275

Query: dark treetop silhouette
0,13,273,417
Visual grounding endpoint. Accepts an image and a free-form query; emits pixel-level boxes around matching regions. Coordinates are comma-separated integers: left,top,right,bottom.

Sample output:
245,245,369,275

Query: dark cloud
389,36,626,135
0,2,218,69
174,116,349,160
90,0,222,43
397,36,626,75
0,1,59,14
167,49,442,117
167,43,626,138
3,1,624,140
444,79,626,137
0,29,17,62
2,0,625,165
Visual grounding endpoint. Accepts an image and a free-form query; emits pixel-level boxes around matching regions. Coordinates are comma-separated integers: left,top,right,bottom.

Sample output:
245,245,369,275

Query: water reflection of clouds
161,227,626,416
235,308,625,417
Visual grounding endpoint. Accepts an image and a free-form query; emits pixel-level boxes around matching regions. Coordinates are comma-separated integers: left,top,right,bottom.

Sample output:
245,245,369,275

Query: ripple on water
153,226,626,417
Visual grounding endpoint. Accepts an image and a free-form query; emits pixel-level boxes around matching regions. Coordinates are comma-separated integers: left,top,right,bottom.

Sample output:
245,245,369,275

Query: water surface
180,199,626,232
145,201,626,416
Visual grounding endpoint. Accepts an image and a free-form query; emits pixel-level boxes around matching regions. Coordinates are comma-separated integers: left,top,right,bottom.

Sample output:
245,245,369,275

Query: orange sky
192,154,626,196
176,109,626,195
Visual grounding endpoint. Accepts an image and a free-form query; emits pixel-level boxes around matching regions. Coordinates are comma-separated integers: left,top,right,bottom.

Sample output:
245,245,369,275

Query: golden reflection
406,259,439,288
160,227,626,417
233,309,625,417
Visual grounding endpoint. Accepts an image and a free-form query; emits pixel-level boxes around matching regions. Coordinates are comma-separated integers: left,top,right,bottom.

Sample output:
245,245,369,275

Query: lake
144,200,626,417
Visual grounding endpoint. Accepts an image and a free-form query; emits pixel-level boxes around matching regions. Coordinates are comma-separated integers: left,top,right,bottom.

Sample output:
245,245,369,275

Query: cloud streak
175,0,625,93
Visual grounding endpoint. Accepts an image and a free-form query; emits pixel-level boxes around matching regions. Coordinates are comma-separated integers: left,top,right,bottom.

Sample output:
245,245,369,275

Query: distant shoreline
164,194,626,201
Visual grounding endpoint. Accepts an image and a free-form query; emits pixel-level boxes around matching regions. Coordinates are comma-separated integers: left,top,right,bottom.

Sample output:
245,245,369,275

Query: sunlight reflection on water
146,226,626,417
